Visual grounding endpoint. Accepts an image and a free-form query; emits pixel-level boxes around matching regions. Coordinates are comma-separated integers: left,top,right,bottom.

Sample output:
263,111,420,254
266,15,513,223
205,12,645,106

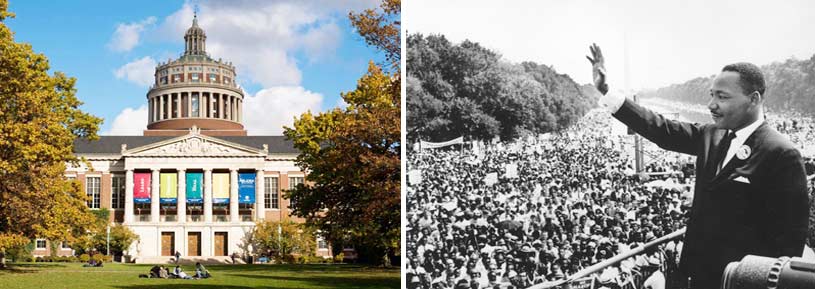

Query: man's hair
722,62,766,96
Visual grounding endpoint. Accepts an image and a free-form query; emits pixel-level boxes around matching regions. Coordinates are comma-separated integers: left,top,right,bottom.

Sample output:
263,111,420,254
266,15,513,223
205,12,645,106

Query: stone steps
135,256,246,265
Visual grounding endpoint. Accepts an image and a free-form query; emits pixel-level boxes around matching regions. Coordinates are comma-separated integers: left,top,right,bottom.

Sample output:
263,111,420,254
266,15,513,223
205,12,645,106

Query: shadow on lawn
229,273,398,288
1,262,68,274
113,285,256,289
207,264,399,273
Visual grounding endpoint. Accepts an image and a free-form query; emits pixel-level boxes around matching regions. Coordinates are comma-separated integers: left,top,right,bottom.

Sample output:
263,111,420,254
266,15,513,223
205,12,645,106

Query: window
173,74,181,83
86,176,100,209
111,175,125,209
209,73,217,82
223,77,230,84
61,242,70,249
191,73,200,83
36,239,46,249
317,236,328,250
192,95,199,117
265,177,279,209
288,177,303,210
160,76,168,85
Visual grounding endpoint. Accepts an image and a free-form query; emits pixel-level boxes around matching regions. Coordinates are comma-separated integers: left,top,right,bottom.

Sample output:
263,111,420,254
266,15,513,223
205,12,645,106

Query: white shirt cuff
598,91,625,114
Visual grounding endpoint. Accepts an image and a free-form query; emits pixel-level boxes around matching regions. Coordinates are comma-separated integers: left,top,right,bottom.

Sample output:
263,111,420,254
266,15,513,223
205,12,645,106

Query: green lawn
0,262,400,289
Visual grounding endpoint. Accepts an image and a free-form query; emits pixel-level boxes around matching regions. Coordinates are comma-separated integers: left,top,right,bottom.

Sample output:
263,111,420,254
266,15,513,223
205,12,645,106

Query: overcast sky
405,0,815,91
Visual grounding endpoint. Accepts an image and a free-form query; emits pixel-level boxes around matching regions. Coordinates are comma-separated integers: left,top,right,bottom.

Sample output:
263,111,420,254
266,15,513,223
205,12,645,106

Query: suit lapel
711,122,766,183
705,130,729,180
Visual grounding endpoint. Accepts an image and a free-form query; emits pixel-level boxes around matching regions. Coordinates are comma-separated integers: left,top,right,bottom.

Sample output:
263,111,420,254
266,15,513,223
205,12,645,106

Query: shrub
333,253,344,263
282,254,296,264
79,254,90,263
42,256,52,262
6,243,33,263
35,256,43,262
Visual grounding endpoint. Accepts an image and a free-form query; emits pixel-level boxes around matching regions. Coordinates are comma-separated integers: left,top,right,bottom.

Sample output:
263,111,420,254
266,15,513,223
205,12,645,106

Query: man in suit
586,44,808,289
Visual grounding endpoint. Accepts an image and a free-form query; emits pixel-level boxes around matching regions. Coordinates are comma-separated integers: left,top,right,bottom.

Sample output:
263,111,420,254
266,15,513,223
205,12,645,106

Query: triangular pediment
123,133,266,157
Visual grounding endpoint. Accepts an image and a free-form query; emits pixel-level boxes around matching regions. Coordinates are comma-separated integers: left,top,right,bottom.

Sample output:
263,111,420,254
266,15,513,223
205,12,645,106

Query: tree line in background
638,55,815,112
407,33,599,144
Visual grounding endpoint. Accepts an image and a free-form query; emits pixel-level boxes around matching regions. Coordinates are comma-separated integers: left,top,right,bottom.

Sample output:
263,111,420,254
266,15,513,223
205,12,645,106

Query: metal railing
527,227,687,289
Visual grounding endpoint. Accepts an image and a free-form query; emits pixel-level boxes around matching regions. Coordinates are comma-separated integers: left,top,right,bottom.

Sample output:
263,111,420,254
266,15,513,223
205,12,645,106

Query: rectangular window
209,73,217,82
111,175,125,209
191,73,200,83
223,77,230,84
264,177,278,209
36,239,46,249
288,177,303,210
173,74,181,83
317,236,328,250
160,76,168,85
61,242,70,249
192,95,199,117
86,176,100,209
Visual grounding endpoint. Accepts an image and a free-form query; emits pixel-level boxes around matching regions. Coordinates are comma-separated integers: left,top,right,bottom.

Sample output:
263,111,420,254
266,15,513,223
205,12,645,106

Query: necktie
716,131,736,174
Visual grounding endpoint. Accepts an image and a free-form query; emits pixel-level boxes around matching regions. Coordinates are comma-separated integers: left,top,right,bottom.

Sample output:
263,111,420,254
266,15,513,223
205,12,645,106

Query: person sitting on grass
159,265,170,279
149,265,161,278
174,265,193,279
195,262,211,279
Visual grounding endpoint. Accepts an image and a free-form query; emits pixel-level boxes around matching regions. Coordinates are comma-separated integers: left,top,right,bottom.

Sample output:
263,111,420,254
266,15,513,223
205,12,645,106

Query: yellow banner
212,173,230,202
160,173,177,203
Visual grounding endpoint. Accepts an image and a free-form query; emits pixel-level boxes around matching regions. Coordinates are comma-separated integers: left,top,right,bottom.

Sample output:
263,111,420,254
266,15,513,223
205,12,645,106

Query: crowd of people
406,108,815,289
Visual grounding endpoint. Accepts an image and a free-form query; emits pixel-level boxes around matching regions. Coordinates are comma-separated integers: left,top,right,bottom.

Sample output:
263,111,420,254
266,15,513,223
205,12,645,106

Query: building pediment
123,132,266,157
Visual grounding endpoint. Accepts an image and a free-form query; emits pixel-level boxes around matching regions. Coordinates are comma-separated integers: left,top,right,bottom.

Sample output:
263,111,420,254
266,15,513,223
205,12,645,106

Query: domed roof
185,15,206,36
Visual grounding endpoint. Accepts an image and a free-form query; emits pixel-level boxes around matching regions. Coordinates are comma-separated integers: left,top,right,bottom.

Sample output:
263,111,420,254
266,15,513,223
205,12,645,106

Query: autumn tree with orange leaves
283,0,400,266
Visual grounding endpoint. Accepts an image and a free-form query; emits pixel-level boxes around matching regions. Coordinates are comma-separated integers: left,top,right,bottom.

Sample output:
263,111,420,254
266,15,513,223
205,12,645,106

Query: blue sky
6,0,384,135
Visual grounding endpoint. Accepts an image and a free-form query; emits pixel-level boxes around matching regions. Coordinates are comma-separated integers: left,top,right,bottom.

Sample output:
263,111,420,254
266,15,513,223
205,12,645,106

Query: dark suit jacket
612,99,808,289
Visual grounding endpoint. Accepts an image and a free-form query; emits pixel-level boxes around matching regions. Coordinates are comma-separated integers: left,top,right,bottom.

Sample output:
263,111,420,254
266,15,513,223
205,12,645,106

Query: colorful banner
186,172,203,204
238,172,256,204
133,172,151,203
160,173,177,204
212,173,230,204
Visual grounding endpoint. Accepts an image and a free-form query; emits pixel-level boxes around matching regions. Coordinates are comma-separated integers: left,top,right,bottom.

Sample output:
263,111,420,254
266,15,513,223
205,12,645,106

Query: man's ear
750,91,762,105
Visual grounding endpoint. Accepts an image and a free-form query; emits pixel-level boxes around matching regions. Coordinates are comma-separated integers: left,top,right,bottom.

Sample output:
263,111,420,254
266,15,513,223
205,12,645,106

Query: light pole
106,224,111,257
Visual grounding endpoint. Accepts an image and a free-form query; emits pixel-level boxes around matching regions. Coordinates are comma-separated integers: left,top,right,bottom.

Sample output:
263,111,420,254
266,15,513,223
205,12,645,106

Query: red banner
134,172,151,203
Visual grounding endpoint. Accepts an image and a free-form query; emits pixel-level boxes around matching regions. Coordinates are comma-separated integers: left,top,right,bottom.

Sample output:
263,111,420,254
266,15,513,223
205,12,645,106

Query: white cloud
105,105,148,135
243,86,323,135
108,16,157,52
114,56,157,87
154,0,377,87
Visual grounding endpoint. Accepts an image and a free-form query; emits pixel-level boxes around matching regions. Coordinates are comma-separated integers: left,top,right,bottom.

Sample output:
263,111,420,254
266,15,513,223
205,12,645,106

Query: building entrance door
214,232,227,256
188,232,201,256
161,232,175,256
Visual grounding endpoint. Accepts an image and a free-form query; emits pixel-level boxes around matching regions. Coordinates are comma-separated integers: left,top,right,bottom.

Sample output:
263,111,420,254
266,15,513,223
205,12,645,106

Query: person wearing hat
589,45,808,289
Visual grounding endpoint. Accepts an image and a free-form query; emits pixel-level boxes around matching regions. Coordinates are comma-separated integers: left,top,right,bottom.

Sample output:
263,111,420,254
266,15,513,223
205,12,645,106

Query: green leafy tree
283,0,400,266
251,221,315,261
0,0,102,267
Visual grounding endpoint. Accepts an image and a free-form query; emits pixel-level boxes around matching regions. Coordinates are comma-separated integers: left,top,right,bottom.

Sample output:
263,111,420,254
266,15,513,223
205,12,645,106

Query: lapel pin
736,145,751,160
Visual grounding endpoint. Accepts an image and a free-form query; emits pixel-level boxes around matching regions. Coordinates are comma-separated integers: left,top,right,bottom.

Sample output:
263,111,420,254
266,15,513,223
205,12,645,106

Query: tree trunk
0,251,6,269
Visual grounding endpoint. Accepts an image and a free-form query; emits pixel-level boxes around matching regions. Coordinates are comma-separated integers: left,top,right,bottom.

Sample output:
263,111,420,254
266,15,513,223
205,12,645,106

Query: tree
283,0,400,266
251,220,315,262
0,0,102,267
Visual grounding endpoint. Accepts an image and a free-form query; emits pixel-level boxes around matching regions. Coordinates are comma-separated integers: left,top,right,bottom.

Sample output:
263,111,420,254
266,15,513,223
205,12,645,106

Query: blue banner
238,172,256,204
186,172,203,204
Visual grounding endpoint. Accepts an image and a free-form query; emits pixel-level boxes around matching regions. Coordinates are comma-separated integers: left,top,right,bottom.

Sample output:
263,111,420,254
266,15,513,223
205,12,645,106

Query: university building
50,16,331,263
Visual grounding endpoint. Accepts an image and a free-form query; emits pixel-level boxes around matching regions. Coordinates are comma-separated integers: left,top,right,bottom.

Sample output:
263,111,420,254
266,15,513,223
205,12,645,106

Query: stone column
230,169,239,222
178,169,186,223
124,169,134,223
204,169,213,222
158,95,164,121
187,91,192,117
151,169,160,223
255,170,265,221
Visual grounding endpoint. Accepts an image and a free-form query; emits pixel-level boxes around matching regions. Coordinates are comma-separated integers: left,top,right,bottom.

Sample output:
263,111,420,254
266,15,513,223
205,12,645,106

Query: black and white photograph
404,1,815,288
